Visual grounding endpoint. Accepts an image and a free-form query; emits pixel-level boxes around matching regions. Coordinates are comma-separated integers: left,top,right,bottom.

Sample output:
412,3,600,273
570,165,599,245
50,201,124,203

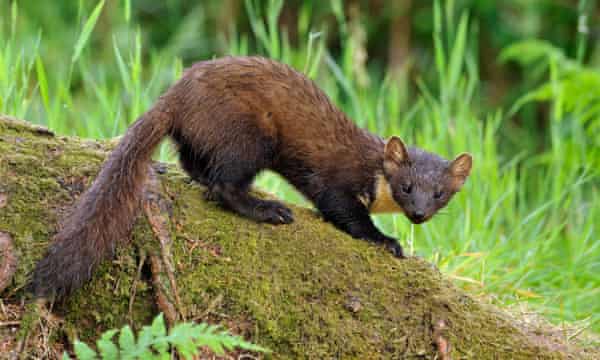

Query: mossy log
0,115,597,359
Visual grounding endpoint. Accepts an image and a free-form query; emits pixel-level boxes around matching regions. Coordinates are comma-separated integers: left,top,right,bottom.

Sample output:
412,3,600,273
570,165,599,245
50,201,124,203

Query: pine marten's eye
434,191,444,199
402,184,413,194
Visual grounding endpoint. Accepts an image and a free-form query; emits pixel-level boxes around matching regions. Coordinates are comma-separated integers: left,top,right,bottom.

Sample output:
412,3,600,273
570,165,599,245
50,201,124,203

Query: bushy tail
29,99,174,298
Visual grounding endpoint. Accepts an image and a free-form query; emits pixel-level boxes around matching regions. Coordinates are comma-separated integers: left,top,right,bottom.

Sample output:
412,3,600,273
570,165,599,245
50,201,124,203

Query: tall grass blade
35,55,50,114
72,0,106,63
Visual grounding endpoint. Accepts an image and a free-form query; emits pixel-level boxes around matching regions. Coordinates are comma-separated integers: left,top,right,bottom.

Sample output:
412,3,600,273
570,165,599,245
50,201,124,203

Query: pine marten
29,56,472,298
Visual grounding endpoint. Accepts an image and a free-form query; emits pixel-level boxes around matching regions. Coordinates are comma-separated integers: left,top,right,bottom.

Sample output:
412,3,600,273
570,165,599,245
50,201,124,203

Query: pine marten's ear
384,136,409,168
449,153,473,189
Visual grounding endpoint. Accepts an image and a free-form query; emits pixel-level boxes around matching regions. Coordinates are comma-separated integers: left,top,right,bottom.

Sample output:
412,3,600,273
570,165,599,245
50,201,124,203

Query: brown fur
29,56,471,298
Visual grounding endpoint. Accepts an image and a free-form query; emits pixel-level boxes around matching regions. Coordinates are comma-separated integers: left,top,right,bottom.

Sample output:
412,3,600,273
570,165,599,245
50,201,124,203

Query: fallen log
0,115,597,359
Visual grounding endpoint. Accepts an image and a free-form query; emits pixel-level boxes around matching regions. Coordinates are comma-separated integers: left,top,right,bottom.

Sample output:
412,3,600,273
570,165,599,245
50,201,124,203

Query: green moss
63,245,156,340
1,116,596,359
160,173,565,359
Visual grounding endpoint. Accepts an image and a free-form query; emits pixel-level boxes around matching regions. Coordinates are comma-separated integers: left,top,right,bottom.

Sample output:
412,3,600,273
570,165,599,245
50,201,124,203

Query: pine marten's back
176,57,382,191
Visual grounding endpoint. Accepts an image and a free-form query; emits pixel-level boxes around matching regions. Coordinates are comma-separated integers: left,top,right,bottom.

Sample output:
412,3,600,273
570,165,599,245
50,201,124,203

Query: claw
256,200,294,225
386,241,405,259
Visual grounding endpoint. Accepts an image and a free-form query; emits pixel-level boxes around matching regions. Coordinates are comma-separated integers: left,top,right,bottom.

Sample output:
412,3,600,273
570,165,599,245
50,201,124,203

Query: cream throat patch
369,174,405,214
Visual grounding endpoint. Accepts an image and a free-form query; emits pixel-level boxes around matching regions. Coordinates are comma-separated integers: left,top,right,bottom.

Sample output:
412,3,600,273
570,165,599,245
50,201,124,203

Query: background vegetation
1,0,598,335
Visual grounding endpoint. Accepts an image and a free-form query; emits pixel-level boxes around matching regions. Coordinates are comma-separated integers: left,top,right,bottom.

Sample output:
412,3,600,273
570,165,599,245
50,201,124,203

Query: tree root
0,231,17,294
147,255,180,326
143,166,185,325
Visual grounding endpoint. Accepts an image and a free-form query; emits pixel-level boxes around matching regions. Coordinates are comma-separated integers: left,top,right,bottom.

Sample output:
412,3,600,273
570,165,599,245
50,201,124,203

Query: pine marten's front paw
254,200,294,225
384,239,405,259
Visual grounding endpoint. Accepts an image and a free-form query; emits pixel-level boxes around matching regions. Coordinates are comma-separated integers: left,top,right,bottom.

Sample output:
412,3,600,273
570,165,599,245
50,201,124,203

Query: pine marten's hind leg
212,183,294,224
179,142,211,187
186,119,294,225
208,156,294,225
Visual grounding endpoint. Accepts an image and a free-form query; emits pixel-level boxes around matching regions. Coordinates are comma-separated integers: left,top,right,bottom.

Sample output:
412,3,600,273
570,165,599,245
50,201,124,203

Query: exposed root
148,254,179,326
143,167,185,324
0,231,17,293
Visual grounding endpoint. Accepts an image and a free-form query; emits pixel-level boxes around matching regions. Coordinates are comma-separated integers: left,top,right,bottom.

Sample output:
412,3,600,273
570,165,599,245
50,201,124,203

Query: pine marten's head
373,136,472,224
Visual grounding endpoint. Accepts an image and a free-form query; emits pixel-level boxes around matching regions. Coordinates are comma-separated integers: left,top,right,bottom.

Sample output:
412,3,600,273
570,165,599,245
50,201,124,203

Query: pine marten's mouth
408,212,429,224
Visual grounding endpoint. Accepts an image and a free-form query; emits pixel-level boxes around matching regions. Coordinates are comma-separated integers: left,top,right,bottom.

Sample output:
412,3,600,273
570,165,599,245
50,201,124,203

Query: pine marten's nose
412,211,425,222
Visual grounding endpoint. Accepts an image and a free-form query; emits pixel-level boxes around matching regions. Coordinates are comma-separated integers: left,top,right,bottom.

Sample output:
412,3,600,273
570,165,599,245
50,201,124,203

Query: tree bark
387,0,413,77
0,115,597,359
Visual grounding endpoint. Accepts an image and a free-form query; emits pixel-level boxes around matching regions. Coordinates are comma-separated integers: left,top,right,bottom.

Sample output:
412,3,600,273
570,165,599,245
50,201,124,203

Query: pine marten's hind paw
203,188,219,202
254,200,294,225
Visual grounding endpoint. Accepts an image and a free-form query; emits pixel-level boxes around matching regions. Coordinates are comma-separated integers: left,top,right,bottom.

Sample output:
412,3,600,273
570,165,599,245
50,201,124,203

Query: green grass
1,0,598,334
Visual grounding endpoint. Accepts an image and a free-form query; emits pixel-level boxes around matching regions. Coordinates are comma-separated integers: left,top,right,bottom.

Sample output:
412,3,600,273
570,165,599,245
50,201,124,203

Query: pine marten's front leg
317,191,404,258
